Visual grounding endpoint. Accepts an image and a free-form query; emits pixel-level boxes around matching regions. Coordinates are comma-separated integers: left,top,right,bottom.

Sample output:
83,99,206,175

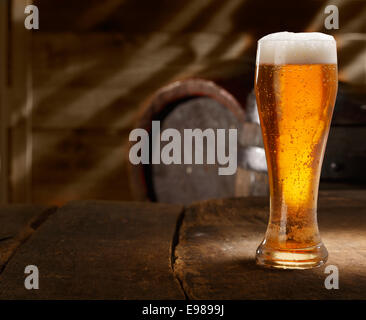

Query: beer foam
257,32,337,65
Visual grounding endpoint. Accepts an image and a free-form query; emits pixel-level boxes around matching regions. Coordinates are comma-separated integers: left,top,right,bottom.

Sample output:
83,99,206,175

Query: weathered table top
0,190,365,299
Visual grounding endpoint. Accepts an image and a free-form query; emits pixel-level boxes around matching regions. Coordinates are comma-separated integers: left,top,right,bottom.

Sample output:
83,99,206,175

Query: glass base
256,242,328,270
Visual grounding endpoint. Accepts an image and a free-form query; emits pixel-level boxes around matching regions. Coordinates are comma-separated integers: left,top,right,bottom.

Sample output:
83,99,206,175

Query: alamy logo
24,265,39,290
324,265,339,289
129,121,237,175
324,5,339,30
24,5,39,30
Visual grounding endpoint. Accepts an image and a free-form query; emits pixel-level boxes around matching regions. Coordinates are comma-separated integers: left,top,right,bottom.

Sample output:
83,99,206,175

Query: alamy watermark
23,4,339,31
324,5,339,30
129,121,237,175
24,5,39,30
324,264,339,290
24,265,39,290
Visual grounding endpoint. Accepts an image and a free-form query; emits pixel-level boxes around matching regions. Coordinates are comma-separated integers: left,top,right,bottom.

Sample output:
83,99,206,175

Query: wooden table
0,190,365,299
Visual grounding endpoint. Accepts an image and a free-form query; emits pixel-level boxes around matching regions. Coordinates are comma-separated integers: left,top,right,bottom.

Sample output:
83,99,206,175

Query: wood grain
174,190,366,299
0,204,56,272
0,201,185,299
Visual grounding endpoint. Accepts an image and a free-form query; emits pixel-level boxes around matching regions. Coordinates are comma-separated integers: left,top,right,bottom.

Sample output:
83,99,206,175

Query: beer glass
254,32,338,269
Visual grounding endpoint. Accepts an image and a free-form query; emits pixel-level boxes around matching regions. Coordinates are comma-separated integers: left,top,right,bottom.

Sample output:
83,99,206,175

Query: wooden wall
1,0,32,204
14,0,366,205
0,0,9,204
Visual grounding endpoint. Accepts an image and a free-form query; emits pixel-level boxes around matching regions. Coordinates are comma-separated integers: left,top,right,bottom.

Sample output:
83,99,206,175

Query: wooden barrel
128,78,268,204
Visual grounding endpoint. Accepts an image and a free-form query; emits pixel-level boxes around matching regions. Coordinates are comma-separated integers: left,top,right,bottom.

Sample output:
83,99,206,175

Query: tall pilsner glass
255,32,338,269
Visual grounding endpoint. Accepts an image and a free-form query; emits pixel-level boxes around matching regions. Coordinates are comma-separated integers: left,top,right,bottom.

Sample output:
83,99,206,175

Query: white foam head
256,32,337,65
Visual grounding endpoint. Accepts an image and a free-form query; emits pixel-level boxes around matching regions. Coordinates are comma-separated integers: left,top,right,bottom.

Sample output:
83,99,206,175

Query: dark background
1,0,365,205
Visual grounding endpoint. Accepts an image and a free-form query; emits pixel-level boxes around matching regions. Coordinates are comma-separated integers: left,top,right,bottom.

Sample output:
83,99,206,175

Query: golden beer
255,32,338,269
